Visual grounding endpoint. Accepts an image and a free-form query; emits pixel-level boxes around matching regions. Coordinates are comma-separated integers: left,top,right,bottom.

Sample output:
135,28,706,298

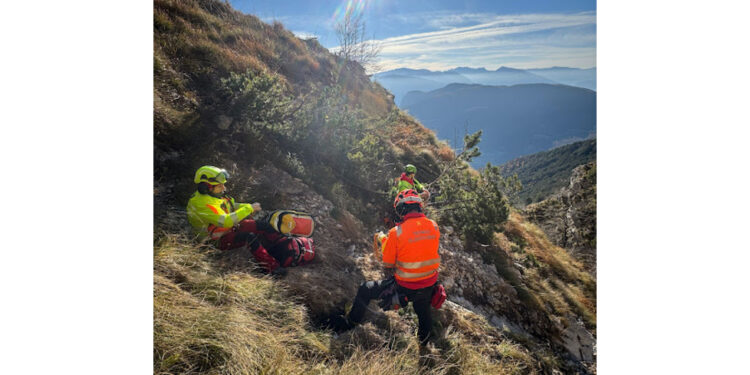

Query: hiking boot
328,314,355,332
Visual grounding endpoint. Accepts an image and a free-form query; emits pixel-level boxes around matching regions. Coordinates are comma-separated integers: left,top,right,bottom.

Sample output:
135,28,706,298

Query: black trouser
348,278,435,344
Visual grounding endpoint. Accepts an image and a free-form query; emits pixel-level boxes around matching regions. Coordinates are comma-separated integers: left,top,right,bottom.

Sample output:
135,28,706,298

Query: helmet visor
216,169,230,184
208,169,229,184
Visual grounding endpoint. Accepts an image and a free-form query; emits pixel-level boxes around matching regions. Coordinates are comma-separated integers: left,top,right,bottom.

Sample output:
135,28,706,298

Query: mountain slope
402,83,596,165
155,166,594,373
500,139,597,204
153,0,596,372
525,162,597,275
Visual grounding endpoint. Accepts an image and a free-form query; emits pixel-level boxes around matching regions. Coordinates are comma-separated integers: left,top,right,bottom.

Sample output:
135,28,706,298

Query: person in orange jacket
334,189,442,345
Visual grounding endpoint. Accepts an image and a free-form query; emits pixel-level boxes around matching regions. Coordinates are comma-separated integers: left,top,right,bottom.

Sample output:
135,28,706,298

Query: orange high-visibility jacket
382,214,440,282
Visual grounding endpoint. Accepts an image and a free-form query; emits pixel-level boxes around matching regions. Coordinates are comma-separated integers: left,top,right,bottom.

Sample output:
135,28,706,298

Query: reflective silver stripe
398,196,422,206
396,226,402,237
430,219,438,231
382,262,395,268
396,257,440,269
217,215,226,227
396,268,436,279
229,212,238,225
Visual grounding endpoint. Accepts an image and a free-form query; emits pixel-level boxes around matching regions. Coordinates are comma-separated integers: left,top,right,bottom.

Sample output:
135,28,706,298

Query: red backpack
271,237,315,267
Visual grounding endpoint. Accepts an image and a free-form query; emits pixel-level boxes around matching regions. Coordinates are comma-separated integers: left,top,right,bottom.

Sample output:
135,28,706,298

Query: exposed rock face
525,162,597,276
560,314,596,362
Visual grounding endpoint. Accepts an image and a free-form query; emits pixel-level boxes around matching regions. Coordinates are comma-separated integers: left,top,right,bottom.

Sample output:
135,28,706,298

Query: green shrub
430,131,512,244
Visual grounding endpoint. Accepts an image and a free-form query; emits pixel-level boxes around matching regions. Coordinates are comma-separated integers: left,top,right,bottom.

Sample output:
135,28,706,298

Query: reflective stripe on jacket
382,213,440,283
187,191,254,239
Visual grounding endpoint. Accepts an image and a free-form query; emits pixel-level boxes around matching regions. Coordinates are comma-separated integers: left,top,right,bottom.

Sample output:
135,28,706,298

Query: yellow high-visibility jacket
187,191,254,239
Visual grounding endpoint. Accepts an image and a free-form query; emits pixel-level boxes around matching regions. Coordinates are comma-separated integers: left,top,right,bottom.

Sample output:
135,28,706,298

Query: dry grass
496,212,597,332
154,234,549,374
436,143,456,162
359,89,390,116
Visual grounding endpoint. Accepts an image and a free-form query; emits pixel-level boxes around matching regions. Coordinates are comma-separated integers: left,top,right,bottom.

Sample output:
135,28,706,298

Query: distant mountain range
374,66,595,105
401,83,596,166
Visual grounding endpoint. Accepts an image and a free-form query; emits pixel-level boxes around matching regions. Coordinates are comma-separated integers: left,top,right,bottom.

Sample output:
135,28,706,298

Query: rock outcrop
525,162,597,276
560,314,596,362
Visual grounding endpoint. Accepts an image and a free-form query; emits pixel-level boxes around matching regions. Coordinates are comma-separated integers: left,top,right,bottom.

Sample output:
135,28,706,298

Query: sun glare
331,0,374,23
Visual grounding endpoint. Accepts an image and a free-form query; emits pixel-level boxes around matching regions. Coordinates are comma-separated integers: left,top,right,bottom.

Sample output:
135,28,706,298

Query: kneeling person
339,189,441,345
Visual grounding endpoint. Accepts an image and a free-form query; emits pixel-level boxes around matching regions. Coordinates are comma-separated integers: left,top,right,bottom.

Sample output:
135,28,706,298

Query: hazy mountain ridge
374,65,595,105
402,83,596,166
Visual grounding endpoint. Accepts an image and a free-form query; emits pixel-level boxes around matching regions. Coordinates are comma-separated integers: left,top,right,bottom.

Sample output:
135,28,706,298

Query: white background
1,0,748,373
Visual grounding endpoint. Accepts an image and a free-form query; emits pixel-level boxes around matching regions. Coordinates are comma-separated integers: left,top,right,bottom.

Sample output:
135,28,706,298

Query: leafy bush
429,131,515,244
219,69,297,138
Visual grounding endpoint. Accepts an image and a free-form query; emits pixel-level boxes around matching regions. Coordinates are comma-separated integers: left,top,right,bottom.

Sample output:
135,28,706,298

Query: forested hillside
154,0,596,373
500,139,597,205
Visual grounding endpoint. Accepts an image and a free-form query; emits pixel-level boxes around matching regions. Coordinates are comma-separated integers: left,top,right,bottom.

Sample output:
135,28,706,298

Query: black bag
377,277,409,311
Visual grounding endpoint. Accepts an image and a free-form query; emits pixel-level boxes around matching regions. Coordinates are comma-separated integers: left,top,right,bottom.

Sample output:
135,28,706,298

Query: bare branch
334,7,381,72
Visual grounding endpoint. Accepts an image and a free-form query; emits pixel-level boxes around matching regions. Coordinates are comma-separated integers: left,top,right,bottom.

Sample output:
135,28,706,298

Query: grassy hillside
154,0,453,229
155,234,559,374
155,208,594,374
500,139,596,205
525,162,597,275
153,0,596,373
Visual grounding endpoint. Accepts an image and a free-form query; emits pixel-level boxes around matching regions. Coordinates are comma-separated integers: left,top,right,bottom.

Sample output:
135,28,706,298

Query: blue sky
229,0,596,72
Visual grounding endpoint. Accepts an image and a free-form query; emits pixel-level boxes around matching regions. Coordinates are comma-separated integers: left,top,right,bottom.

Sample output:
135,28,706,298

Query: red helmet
393,189,423,210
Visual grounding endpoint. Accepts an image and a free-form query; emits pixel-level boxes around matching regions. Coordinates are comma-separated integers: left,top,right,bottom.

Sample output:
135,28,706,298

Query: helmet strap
197,182,211,195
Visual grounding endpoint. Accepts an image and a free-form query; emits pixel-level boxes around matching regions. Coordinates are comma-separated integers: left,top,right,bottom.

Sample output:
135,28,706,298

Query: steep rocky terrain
524,163,597,275
156,163,596,373
153,0,597,373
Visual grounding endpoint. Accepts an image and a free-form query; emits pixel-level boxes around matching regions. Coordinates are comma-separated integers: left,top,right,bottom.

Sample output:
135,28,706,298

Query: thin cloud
378,12,594,48
358,11,596,72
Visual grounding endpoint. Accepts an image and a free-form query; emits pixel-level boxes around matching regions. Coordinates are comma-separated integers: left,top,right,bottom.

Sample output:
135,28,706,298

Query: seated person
186,165,314,274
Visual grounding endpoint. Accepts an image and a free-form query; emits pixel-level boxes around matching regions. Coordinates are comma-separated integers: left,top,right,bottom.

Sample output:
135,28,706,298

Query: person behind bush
395,164,430,201
333,189,443,346
186,165,301,275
